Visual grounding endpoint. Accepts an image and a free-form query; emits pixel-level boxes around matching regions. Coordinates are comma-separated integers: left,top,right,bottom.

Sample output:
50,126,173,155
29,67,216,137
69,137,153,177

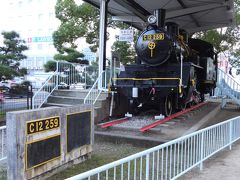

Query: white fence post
56,61,59,90
200,132,204,170
229,121,233,150
146,154,150,180
66,116,240,180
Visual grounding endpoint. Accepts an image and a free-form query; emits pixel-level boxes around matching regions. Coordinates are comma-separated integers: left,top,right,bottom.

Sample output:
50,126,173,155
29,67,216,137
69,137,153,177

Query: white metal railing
32,61,99,109
32,59,113,108
217,68,240,106
57,61,98,89
0,126,6,162
32,70,59,109
84,71,107,105
217,68,240,91
67,116,240,180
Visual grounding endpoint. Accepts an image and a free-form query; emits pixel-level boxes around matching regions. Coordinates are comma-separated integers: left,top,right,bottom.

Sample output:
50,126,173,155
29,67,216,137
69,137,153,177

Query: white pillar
98,0,107,89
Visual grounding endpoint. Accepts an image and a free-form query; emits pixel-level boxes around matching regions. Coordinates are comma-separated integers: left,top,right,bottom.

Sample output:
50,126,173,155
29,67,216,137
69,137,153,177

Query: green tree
0,65,19,79
53,0,99,62
53,0,139,66
53,47,89,64
111,24,139,64
194,0,240,66
111,41,136,64
229,0,240,67
194,28,240,54
0,31,28,66
0,31,28,79
18,68,28,76
44,60,57,72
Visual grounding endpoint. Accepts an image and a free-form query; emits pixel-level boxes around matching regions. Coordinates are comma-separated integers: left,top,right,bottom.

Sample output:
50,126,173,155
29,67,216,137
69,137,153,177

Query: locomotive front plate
143,33,164,41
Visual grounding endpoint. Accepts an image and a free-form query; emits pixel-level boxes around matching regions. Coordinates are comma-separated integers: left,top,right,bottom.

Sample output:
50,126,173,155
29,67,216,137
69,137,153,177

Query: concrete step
47,95,105,107
42,103,73,107
52,89,109,99
42,103,106,122
43,89,110,124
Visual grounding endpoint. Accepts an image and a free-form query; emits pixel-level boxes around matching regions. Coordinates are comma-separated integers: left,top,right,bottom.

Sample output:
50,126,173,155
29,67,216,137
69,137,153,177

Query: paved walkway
181,141,240,180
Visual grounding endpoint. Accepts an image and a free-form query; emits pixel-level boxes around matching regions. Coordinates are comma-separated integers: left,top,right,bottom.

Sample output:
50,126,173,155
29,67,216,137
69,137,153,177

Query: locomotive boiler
111,9,217,117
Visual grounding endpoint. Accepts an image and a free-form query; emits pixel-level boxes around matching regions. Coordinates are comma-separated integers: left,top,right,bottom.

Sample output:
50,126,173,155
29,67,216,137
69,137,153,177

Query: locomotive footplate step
95,101,221,147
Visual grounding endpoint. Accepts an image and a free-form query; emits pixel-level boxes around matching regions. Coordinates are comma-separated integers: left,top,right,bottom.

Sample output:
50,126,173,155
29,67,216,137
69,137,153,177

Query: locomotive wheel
163,94,173,116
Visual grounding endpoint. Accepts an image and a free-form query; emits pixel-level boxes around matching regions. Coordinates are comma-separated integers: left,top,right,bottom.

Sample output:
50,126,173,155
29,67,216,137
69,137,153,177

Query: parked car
0,90,4,103
0,86,10,98
58,82,69,89
0,81,32,99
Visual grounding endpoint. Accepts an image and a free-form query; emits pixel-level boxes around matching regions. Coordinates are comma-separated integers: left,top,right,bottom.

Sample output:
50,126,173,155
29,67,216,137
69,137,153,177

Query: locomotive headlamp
148,15,157,24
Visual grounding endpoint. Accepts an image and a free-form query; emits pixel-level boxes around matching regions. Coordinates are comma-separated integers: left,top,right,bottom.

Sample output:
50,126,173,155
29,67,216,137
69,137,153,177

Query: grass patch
0,112,6,123
48,143,146,180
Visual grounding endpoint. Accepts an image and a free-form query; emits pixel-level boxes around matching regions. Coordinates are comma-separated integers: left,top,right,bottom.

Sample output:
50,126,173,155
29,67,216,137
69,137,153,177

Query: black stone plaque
26,135,61,170
67,111,91,152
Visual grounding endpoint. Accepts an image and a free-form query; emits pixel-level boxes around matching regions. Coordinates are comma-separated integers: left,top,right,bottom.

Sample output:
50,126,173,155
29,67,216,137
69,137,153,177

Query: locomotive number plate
26,116,60,135
143,33,164,41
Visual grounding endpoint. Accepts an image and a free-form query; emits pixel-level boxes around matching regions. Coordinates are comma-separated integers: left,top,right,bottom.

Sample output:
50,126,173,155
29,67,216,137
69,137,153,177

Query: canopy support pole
98,0,109,89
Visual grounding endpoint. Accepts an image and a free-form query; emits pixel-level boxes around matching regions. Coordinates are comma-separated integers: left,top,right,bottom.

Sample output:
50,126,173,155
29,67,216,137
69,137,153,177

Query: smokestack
154,9,166,28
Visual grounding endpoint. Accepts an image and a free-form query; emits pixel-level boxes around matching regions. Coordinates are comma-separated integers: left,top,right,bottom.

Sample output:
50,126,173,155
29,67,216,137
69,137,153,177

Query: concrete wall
7,105,93,180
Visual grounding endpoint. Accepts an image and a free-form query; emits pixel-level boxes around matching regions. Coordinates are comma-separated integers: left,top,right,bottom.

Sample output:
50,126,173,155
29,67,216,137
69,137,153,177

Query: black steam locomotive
111,9,217,117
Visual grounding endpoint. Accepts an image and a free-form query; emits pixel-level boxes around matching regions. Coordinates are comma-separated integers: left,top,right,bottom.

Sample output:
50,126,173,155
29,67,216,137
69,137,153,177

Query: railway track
99,102,207,132
95,101,220,147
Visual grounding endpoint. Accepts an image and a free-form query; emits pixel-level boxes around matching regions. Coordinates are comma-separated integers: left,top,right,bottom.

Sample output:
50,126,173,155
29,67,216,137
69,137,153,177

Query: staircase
43,89,110,123
31,61,112,123
217,68,240,108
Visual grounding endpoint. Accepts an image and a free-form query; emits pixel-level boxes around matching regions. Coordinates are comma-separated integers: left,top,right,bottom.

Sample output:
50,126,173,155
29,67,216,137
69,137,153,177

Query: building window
46,56,53,62
48,28,53,34
38,29,42,35
27,44,32,50
48,43,54,49
9,2,14,7
37,44,43,50
18,1,22,7
27,15,32,22
36,57,45,68
38,14,43,21
18,16,22,22
28,29,32,35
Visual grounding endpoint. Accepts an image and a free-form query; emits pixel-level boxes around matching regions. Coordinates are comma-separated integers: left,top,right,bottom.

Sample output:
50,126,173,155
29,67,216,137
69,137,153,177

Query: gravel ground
96,102,220,143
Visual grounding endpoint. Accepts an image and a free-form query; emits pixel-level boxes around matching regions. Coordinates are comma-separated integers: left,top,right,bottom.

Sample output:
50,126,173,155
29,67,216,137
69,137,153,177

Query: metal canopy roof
84,0,235,33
